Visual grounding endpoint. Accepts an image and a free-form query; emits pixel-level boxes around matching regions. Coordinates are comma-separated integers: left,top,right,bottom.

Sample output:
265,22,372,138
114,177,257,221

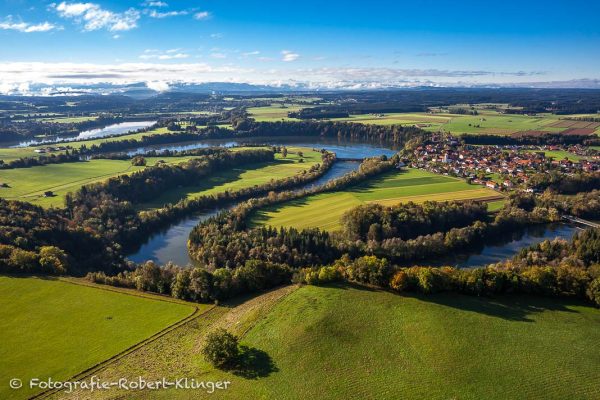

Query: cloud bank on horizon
0,0,598,94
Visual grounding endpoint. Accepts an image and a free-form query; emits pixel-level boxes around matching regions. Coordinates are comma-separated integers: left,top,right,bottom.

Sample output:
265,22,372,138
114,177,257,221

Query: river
124,137,581,268
423,223,582,268
126,135,399,159
12,120,156,147
126,159,363,266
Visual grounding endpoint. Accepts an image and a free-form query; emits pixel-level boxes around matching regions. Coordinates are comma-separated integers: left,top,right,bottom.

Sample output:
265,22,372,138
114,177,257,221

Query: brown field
547,120,600,129
562,128,597,136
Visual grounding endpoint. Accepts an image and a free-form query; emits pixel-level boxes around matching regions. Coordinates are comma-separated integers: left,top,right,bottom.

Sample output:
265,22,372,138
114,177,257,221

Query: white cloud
148,9,188,18
146,80,170,91
139,50,189,60
0,61,557,94
142,1,168,7
210,33,222,39
210,52,226,59
0,17,59,33
193,11,210,20
281,50,299,62
53,2,140,32
242,51,260,56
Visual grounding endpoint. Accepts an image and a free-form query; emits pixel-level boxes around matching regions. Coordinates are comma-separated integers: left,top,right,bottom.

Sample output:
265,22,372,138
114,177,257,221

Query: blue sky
1,0,599,92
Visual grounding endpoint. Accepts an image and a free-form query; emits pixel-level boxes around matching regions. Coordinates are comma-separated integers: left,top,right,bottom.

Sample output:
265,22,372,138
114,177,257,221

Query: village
408,135,600,192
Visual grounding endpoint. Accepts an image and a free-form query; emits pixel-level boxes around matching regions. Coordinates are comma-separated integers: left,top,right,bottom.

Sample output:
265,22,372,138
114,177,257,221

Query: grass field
0,276,196,400
244,104,600,136
538,150,585,161
250,168,501,231
330,112,455,126
40,116,99,123
431,111,564,135
56,284,600,400
0,156,198,208
138,147,323,210
247,104,307,122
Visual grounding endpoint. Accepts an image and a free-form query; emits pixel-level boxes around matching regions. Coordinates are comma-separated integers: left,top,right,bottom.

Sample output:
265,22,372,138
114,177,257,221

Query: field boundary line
58,277,197,307
30,305,214,400
29,278,215,400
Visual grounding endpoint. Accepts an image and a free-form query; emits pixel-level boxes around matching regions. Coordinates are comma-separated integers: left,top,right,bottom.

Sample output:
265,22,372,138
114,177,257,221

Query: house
486,181,498,189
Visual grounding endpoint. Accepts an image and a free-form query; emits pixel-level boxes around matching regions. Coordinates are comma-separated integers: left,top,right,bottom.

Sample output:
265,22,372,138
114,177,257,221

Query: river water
12,121,156,147
126,135,399,159
423,223,582,268
127,160,363,266
123,136,581,268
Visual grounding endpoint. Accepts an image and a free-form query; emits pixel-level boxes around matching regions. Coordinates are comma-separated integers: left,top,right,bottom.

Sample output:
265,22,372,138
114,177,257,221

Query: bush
587,277,600,307
202,328,240,368
38,246,69,274
131,155,147,166
389,270,409,292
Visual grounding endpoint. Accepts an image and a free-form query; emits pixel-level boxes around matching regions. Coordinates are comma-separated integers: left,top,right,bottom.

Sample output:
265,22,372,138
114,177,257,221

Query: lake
12,120,156,147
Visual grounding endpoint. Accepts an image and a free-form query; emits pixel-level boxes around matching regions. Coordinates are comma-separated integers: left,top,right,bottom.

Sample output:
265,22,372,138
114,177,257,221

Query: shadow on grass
321,281,583,322
230,345,279,379
402,291,580,322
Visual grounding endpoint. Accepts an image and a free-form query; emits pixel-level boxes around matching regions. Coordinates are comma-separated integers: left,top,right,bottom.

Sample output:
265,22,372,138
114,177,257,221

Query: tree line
0,150,81,169
296,227,600,306
188,156,399,269
87,227,600,308
0,148,338,276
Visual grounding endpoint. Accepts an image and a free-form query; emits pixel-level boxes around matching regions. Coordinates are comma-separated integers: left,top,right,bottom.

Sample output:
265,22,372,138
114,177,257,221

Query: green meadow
245,105,590,136
246,104,307,122
431,111,563,135
138,147,323,210
0,156,197,208
0,276,196,400
330,112,455,126
227,285,600,400
538,150,585,161
40,116,99,123
63,285,600,400
250,168,500,231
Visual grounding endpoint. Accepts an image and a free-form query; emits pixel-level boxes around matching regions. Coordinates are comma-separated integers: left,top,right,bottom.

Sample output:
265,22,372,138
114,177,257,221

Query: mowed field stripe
368,189,504,206
251,169,501,231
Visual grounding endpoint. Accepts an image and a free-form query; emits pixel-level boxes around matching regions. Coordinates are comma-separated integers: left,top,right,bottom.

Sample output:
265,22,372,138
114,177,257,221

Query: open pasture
250,168,501,231
60,284,600,400
40,116,99,123
0,276,196,400
224,285,600,400
0,156,198,208
137,147,324,210
246,104,306,122
330,112,453,126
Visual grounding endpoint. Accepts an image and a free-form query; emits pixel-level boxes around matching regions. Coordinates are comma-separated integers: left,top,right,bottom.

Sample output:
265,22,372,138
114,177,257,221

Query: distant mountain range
3,79,600,98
